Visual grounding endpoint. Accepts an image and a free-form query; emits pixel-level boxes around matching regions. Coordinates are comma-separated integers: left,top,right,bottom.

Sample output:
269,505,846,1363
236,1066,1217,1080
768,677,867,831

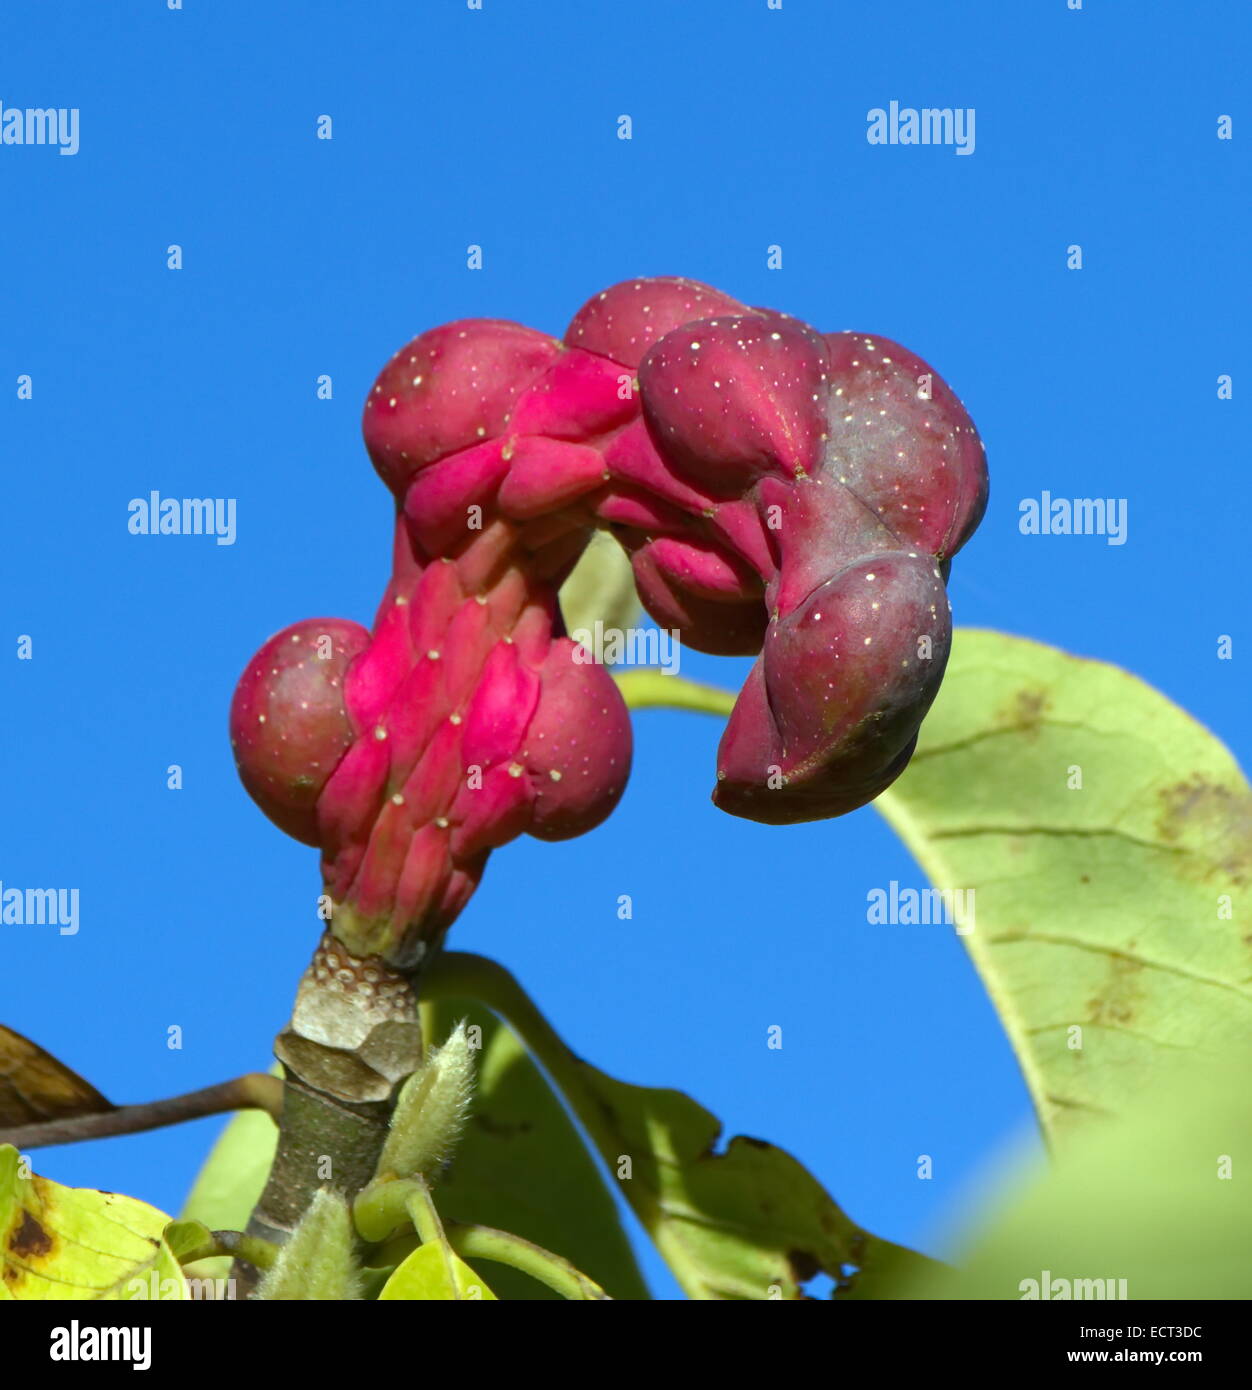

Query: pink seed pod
639,312,831,496
362,320,561,497
820,332,987,559
629,540,767,657
522,638,632,841
230,618,369,845
231,275,987,965
715,552,952,824
565,276,745,369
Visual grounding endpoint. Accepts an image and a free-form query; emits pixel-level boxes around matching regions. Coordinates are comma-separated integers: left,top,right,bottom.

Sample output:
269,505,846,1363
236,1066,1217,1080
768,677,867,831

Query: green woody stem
234,930,425,1298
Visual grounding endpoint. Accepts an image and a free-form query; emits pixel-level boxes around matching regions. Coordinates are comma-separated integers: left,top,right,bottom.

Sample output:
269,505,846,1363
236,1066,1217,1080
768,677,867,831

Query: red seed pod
230,618,369,845
232,274,987,965
821,332,988,559
362,320,561,497
522,639,633,841
639,312,831,497
565,276,745,369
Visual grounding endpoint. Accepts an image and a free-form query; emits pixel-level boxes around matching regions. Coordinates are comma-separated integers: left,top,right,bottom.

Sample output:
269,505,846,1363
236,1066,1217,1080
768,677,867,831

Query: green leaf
832,1235,950,1301
889,1028,1252,1299
423,1000,649,1300
874,629,1252,1146
162,1218,214,1263
558,528,641,654
377,1239,497,1300
426,955,925,1300
568,1070,881,1299
0,1144,186,1300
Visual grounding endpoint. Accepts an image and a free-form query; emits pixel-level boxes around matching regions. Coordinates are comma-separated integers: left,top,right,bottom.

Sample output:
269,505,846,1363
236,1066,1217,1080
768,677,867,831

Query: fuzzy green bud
255,1188,362,1301
376,1020,474,1182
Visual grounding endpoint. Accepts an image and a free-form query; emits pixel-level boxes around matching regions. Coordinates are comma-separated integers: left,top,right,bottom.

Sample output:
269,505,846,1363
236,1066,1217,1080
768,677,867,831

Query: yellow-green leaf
875,629,1252,1145
162,1218,213,1262
0,1145,186,1300
831,1234,951,1301
377,1239,497,1300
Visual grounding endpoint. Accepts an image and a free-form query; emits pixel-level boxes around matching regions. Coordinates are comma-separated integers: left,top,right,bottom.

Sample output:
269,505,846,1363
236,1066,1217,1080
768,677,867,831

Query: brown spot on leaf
788,1248,821,1285
1157,777,1252,888
1086,954,1144,1027
9,1209,53,1259
1003,687,1050,738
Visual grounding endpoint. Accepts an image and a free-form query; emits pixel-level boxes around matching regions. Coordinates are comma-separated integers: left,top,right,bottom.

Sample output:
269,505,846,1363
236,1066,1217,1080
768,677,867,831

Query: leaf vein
929,825,1183,856
987,932,1252,1001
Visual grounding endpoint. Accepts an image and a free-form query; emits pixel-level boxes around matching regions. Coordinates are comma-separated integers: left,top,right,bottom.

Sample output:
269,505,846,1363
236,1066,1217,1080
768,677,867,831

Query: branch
0,1072,282,1151
354,1176,610,1300
446,1221,610,1301
173,1227,280,1274
613,671,735,717
234,930,424,1297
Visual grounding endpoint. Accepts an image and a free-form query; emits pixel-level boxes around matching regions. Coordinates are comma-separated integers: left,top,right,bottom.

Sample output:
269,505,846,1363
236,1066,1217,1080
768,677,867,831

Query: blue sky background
2,1,1246,1298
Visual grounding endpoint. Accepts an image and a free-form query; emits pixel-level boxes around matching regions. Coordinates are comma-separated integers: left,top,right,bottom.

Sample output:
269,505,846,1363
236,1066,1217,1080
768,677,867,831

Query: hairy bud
254,1188,362,1301
376,1021,475,1183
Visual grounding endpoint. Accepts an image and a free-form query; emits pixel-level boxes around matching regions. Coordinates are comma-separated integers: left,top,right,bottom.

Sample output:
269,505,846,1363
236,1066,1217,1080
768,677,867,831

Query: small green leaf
874,629,1252,1145
832,1235,949,1300
377,1239,497,1300
181,1089,277,1230
0,1145,186,1300
162,1218,214,1263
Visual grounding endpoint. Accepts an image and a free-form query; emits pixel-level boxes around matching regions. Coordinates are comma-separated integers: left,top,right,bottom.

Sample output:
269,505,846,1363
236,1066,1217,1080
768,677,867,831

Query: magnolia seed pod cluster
230,277,987,966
